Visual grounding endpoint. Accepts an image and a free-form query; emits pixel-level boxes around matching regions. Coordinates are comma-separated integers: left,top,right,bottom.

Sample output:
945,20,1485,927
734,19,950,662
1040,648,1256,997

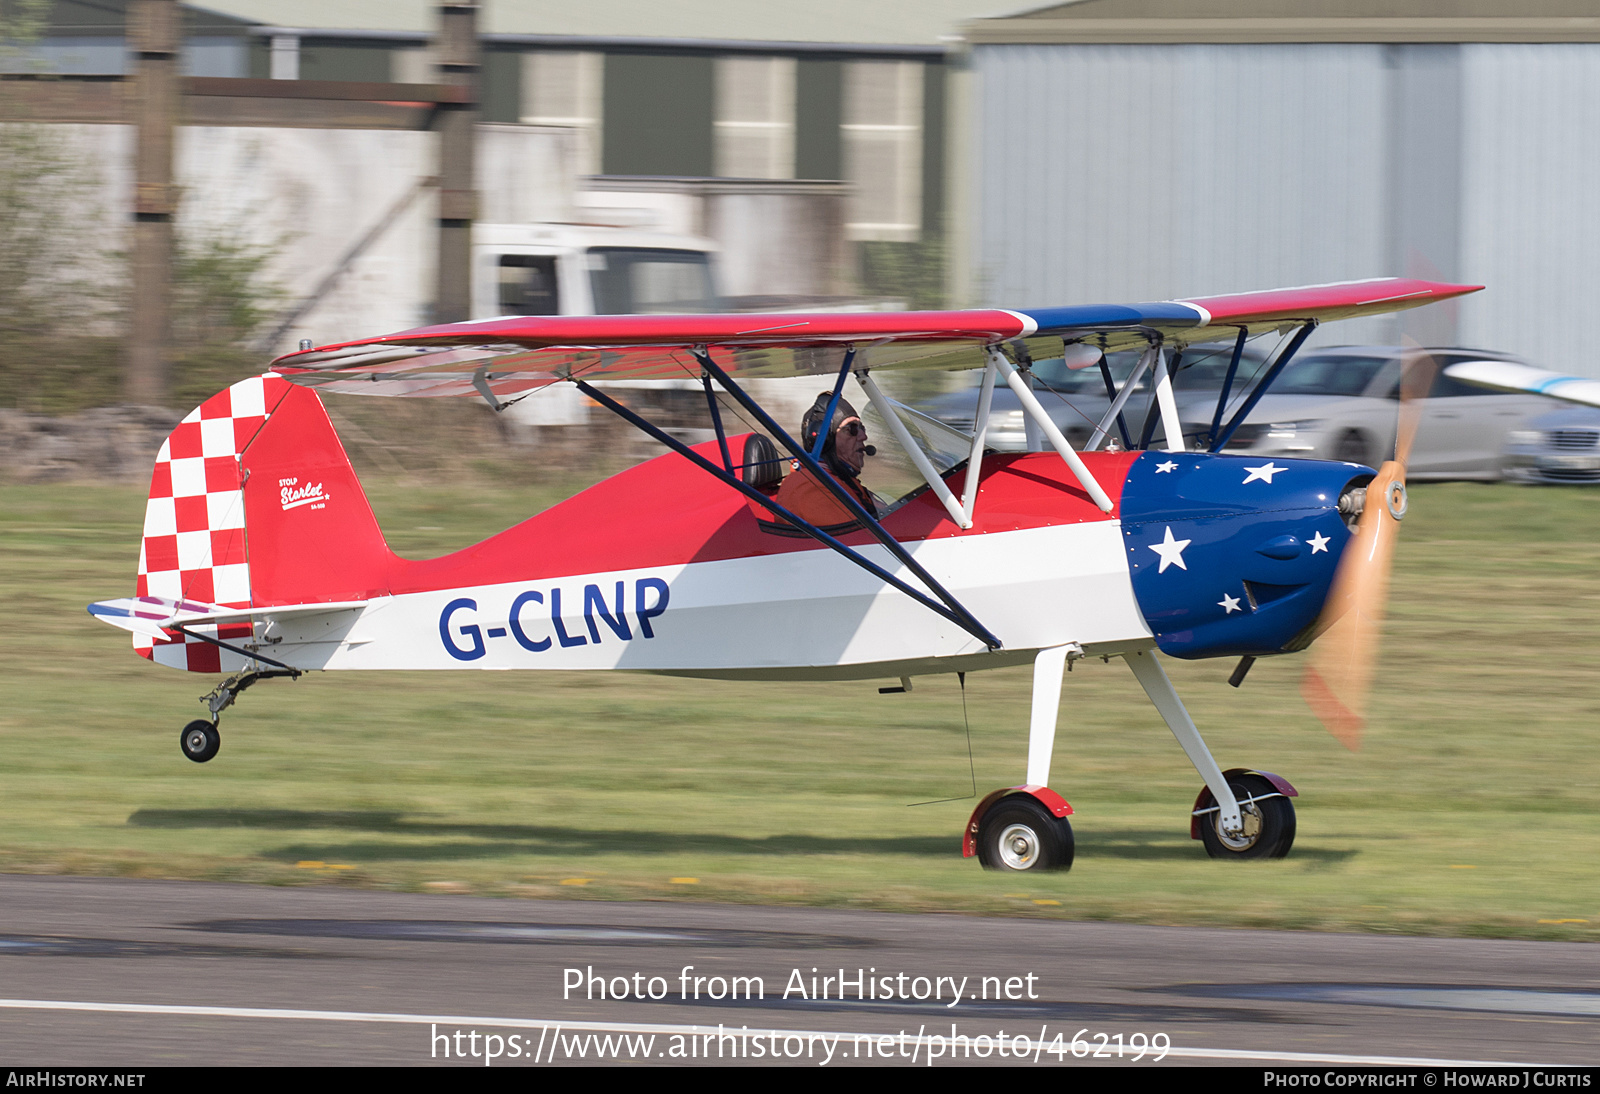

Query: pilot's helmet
801,392,861,458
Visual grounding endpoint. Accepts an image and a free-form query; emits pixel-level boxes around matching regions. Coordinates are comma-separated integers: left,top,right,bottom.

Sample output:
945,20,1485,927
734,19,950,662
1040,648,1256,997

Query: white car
1195,347,1551,479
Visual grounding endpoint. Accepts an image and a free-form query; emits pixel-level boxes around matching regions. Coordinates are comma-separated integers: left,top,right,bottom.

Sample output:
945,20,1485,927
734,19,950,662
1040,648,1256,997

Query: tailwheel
977,796,1075,872
1194,773,1294,859
180,720,221,764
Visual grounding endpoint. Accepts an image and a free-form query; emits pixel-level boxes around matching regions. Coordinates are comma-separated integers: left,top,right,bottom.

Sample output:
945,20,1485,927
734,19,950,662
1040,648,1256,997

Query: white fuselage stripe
257,521,1152,674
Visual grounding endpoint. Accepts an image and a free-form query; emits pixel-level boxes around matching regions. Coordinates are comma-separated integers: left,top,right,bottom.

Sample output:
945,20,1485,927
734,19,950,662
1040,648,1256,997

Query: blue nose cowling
1118,451,1369,660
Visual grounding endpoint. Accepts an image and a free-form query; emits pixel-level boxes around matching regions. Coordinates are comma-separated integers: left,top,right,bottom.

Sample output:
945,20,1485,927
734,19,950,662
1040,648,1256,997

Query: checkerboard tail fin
130,375,393,673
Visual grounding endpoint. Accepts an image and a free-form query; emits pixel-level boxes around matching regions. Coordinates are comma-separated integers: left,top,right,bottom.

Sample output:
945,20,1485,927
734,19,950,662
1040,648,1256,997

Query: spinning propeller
1300,348,1438,749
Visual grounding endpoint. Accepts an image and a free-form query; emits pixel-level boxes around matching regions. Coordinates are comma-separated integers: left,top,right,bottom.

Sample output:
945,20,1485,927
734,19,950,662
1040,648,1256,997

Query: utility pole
434,3,479,324
127,0,178,405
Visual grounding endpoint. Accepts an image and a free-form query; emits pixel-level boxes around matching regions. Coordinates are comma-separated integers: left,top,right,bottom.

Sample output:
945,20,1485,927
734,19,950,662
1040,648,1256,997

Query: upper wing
269,278,1481,401
1444,359,1600,408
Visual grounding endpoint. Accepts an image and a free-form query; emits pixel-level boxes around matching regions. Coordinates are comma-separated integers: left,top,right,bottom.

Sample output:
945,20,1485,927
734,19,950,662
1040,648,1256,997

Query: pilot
772,392,878,527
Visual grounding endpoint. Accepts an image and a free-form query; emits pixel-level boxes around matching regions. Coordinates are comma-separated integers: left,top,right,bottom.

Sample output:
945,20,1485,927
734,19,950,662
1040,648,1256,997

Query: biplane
88,277,1480,872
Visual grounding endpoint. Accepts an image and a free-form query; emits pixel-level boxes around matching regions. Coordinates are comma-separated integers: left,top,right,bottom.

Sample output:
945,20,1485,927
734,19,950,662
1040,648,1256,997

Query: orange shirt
769,463,876,527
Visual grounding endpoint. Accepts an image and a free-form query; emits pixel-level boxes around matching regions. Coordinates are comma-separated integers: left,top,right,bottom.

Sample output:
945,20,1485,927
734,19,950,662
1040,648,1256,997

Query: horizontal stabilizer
1445,360,1600,408
89,595,369,638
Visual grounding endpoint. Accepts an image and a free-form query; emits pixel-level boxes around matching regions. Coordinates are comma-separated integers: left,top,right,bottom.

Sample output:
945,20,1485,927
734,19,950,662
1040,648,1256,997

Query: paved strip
0,998,1550,1067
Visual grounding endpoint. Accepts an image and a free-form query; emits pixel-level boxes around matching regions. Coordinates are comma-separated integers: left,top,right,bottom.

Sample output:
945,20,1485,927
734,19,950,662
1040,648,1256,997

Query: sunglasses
839,420,866,438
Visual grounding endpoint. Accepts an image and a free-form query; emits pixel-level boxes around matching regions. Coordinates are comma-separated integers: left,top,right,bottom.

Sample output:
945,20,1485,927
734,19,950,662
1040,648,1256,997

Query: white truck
470,221,725,427
474,222,722,322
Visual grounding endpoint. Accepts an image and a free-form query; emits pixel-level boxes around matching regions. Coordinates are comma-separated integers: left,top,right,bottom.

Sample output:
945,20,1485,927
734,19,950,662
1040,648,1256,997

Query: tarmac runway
0,874,1595,1067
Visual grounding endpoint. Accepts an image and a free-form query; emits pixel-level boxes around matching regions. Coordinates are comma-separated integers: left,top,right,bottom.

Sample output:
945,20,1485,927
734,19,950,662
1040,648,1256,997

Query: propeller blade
1393,346,1437,467
1300,348,1436,748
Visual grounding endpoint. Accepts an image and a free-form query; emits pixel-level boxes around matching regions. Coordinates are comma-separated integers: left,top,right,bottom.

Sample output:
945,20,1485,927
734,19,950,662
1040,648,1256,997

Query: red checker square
210,529,247,567
233,415,266,451
218,622,253,641
204,456,239,493
174,495,210,533
136,647,154,662
143,534,179,573
186,643,221,674
182,568,215,603
198,389,233,419
134,573,148,596
147,461,173,499
153,629,183,646
167,421,204,460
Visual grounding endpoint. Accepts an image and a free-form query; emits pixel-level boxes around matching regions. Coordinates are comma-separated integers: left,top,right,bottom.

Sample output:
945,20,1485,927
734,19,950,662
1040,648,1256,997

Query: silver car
922,344,1270,451
1503,405,1600,483
1195,347,1551,480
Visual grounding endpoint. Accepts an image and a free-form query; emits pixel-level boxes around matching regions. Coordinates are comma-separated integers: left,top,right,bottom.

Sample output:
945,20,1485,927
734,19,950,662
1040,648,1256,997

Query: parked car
920,343,1271,451
1190,347,1551,480
1502,405,1600,484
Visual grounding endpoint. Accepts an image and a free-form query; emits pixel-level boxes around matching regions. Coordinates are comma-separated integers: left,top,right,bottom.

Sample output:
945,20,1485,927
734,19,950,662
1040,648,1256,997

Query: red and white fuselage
95,374,1154,679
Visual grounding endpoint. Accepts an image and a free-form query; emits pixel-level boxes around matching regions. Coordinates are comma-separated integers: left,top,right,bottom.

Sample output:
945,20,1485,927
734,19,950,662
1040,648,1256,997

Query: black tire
1196,773,1295,860
1332,430,1370,466
977,796,1075,872
180,720,220,764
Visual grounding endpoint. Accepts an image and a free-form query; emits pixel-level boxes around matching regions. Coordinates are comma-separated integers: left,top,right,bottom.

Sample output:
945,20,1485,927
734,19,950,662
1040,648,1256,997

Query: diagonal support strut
692,351,1002,649
573,378,1003,651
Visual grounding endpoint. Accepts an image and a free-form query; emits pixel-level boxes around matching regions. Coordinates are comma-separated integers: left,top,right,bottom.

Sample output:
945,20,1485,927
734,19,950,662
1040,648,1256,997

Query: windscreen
859,395,974,514
587,248,721,314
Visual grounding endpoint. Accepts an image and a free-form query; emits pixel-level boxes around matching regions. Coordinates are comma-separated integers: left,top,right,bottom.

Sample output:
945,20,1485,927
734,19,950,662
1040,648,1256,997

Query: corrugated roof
970,0,1600,42
186,1,1023,45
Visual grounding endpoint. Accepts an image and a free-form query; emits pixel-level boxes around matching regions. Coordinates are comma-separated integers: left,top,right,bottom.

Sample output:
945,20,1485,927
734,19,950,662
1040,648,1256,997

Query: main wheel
1196,773,1294,859
977,796,1074,872
180,720,221,764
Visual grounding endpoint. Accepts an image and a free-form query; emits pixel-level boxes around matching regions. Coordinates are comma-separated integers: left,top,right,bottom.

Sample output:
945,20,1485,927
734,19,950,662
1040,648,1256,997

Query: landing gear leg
967,644,1079,872
1124,648,1247,839
1026,644,1071,788
179,669,297,763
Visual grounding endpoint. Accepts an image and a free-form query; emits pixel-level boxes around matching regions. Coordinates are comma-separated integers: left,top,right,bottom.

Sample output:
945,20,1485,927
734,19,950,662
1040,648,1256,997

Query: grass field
3,472,1599,939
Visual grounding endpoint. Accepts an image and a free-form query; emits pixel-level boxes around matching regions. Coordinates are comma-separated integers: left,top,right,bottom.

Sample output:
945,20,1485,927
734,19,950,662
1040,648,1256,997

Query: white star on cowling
1155,460,1179,473
1308,531,1331,554
1242,462,1286,484
1148,526,1192,573
1218,593,1242,614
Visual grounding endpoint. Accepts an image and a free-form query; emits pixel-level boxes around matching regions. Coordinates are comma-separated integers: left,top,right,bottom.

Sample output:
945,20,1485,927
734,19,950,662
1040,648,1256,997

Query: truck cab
472,223,724,320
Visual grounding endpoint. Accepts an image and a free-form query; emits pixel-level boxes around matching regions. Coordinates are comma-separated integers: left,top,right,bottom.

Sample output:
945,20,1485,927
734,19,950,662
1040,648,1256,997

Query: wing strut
700,373,735,473
692,350,1002,649
1206,327,1251,451
812,346,857,459
1210,320,1319,453
573,376,1003,651
1085,344,1160,452
857,371,974,529
1136,346,1184,452
1096,353,1134,450
959,353,998,518
990,350,1115,512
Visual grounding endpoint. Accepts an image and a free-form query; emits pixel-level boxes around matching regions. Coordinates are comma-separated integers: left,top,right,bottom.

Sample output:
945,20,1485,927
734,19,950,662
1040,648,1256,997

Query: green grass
4,477,1600,938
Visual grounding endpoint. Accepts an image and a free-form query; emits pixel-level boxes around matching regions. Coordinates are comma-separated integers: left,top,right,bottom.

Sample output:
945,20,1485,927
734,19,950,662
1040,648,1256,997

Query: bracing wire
908,672,978,807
